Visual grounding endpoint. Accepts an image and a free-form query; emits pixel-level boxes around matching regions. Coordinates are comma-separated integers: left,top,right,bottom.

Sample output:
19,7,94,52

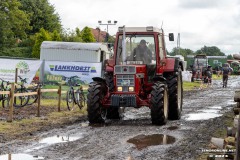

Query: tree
195,46,225,56
227,54,233,60
32,28,51,58
0,0,30,48
19,0,61,35
61,28,82,42
51,30,61,41
81,27,96,42
169,47,194,59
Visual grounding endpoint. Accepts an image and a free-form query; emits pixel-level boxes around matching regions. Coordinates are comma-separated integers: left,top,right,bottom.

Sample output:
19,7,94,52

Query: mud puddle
25,134,83,152
185,112,222,120
167,126,179,130
127,134,176,150
39,135,81,144
0,154,44,160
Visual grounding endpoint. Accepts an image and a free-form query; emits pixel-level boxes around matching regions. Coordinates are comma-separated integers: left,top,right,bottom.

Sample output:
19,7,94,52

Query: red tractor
87,26,183,125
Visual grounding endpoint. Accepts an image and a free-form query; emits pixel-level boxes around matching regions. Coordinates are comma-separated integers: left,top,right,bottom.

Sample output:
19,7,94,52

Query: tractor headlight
117,86,122,92
129,87,134,92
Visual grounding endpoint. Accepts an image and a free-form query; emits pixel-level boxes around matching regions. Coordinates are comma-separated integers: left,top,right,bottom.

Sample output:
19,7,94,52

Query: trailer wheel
87,81,107,123
150,82,168,125
167,69,183,120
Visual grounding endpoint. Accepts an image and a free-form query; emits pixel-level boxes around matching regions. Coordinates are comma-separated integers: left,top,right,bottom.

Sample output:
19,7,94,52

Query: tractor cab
191,54,208,82
115,33,156,82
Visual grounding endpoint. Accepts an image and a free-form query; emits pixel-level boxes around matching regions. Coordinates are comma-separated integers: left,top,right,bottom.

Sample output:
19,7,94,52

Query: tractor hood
114,65,147,75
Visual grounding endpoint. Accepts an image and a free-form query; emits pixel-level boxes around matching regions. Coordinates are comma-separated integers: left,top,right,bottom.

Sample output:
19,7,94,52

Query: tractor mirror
169,33,174,41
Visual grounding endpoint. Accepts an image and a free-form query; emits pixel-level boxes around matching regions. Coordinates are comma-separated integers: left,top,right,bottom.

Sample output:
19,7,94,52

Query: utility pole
177,33,180,56
98,20,117,42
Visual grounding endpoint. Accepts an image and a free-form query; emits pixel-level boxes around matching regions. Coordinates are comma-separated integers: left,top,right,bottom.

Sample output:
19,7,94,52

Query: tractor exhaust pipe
122,25,126,65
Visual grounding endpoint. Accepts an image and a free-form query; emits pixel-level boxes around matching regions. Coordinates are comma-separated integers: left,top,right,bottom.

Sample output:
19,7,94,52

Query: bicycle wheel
2,94,10,109
13,89,30,107
66,90,75,111
75,89,85,109
27,89,38,105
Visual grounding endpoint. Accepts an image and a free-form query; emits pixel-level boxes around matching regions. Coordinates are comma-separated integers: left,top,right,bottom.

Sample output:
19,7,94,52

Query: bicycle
27,82,43,105
65,76,85,111
0,78,11,108
13,76,30,107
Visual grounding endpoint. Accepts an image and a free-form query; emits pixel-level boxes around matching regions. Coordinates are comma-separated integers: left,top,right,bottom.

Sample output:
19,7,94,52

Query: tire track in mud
1,76,240,160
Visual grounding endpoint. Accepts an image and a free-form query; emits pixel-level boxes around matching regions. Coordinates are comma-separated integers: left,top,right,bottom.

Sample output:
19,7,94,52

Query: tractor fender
153,76,167,82
92,77,107,85
165,57,182,72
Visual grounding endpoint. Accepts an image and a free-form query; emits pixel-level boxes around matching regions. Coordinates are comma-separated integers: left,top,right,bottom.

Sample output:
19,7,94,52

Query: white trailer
40,41,110,83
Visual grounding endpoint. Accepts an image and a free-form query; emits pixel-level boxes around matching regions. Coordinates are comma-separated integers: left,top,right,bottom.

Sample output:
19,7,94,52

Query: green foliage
0,47,32,58
227,54,233,60
19,0,61,34
0,0,31,48
61,28,82,42
32,28,51,58
51,30,62,41
81,27,96,42
195,46,225,56
169,47,194,59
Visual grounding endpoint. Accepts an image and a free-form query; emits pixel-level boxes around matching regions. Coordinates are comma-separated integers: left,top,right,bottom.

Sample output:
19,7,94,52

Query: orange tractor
87,26,183,125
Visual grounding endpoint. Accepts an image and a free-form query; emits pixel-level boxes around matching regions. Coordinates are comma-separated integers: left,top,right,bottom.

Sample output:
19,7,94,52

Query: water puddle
127,134,176,150
227,100,237,105
0,154,44,160
80,122,89,127
198,109,219,113
25,135,83,152
185,113,222,121
167,126,179,130
39,135,81,145
208,106,222,109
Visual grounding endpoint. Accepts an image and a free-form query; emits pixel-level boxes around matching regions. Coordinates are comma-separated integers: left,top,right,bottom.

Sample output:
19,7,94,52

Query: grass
0,97,87,140
183,81,202,91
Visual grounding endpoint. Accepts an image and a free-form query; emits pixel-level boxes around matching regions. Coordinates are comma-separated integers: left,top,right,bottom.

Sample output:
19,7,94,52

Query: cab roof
118,26,162,33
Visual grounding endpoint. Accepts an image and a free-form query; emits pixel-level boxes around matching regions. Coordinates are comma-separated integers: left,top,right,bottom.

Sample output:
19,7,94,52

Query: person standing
221,63,233,88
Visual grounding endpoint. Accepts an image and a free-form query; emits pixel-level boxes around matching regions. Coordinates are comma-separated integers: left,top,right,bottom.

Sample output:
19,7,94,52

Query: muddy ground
0,76,240,160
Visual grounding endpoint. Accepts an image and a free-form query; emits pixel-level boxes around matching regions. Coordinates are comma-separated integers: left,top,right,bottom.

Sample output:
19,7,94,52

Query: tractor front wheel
150,82,168,125
87,81,107,124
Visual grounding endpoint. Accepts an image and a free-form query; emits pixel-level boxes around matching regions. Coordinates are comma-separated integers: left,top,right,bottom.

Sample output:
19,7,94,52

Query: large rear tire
150,82,168,125
87,81,108,124
167,69,183,120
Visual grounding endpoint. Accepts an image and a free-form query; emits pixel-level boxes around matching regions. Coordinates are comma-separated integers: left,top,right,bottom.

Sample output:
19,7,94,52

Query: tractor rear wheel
87,81,107,124
150,82,168,125
167,69,183,120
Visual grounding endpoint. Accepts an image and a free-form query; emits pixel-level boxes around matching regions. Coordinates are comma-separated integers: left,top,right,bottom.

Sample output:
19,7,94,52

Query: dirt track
0,76,239,160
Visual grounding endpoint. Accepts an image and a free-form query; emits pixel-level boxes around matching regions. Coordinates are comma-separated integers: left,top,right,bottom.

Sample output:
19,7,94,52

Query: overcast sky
49,0,240,55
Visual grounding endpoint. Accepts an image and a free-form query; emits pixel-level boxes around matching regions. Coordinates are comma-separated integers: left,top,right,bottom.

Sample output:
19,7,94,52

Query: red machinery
87,26,183,125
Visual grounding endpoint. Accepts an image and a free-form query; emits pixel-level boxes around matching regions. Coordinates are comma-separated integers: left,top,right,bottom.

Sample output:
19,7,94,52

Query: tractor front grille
116,75,134,92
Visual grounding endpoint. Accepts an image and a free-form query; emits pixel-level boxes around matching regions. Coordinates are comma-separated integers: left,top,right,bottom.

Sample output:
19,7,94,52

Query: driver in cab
126,39,152,64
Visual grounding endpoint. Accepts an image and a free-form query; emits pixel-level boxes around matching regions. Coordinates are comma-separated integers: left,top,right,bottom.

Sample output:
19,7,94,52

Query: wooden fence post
58,85,62,112
14,68,18,105
37,87,41,117
7,83,15,122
